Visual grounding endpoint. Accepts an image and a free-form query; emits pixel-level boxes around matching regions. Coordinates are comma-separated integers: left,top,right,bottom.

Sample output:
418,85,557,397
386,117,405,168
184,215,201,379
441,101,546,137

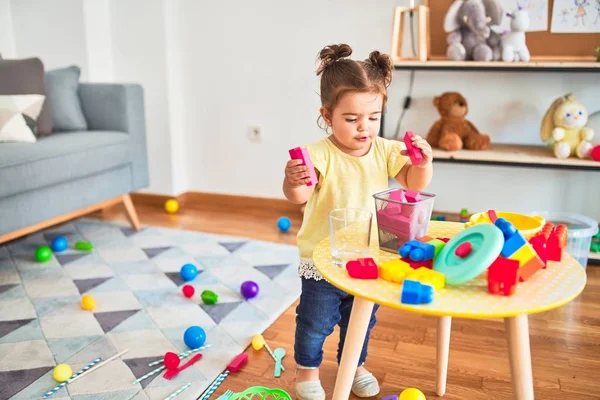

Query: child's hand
402,134,433,168
285,160,311,187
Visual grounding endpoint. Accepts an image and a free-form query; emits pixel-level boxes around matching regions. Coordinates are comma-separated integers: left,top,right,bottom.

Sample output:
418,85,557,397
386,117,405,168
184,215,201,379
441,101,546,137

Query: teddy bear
426,92,491,151
540,93,594,159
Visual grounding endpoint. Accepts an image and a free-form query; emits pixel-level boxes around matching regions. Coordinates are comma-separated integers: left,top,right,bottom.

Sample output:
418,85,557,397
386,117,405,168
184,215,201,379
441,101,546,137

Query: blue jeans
294,277,379,368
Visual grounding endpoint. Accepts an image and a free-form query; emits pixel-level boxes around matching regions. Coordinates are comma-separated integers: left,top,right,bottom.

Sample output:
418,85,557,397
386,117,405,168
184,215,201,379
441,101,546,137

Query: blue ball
51,236,68,252
180,263,198,281
277,217,291,233
183,326,206,349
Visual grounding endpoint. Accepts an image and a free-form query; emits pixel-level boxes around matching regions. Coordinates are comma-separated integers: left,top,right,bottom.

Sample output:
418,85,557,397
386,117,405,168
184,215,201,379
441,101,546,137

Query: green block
201,290,218,305
75,241,94,251
429,239,446,257
591,243,600,253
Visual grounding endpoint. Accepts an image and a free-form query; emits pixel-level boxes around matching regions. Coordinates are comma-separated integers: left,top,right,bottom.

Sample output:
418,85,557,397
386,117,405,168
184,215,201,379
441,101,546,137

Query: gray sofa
0,83,149,243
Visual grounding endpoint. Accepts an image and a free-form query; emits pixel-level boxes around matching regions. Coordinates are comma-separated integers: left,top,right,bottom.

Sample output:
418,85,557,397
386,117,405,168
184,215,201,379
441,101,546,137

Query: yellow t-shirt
297,136,408,259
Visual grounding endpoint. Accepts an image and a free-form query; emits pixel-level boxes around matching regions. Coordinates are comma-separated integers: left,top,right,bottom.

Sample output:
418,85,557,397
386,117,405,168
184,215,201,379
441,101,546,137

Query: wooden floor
92,200,600,399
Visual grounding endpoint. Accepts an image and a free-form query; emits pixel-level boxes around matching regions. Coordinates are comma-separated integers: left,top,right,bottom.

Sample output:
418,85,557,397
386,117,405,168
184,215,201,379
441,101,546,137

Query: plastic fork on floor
215,390,233,400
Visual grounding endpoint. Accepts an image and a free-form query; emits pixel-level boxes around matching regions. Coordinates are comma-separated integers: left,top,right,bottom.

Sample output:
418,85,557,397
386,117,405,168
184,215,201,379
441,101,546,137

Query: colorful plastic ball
277,217,291,233
183,326,206,349
35,246,52,262
81,294,96,311
53,363,73,382
165,199,179,214
182,285,195,298
180,263,198,281
399,388,426,400
51,236,68,252
240,280,259,299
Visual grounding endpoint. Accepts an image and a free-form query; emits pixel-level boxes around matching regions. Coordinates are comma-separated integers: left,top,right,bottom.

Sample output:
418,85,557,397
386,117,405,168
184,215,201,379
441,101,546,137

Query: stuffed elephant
444,0,504,61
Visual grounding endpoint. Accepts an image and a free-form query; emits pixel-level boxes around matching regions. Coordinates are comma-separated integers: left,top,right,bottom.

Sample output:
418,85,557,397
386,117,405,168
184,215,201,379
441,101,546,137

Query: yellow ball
399,388,426,400
251,334,265,350
81,294,96,311
164,199,179,214
53,363,73,382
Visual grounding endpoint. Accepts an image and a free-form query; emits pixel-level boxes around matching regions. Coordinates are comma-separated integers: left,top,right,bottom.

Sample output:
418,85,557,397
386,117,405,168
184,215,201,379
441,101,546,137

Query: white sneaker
296,380,326,400
351,372,380,398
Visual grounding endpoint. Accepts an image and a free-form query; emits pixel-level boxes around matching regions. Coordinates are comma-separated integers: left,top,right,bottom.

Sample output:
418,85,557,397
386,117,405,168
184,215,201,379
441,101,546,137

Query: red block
288,147,318,186
529,235,547,268
405,190,422,203
547,224,567,262
401,256,433,270
487,257,519,296
346,258,379,279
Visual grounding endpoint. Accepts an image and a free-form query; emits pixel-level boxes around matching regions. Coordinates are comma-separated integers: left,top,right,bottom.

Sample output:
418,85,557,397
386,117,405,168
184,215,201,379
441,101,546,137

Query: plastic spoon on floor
251,334,285,371
273,348,286,378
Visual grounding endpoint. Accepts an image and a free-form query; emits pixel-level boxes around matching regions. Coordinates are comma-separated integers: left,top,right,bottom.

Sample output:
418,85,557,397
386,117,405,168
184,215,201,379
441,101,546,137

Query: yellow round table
313,221,587,400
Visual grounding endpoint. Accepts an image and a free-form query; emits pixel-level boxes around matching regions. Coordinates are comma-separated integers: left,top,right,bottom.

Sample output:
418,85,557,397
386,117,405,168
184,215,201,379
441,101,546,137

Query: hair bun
367,50,393,87
316,44,352,75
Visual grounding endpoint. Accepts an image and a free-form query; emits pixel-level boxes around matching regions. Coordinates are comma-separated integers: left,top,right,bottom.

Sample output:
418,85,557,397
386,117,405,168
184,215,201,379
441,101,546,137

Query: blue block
399,243,412,258
402,240,435,261
401,280,434,305
501,233,526,257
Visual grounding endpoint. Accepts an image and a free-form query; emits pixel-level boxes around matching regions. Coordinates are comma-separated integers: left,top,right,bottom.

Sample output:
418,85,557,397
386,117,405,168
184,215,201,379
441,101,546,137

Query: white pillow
0,94,45,143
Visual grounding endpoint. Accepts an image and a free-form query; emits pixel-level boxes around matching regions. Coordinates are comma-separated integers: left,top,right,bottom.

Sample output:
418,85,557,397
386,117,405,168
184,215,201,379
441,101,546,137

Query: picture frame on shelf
391,3,431,63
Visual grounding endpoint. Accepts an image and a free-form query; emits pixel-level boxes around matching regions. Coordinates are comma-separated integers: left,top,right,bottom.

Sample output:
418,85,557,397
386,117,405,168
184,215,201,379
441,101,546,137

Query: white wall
0,0,16,58
2,0,599,220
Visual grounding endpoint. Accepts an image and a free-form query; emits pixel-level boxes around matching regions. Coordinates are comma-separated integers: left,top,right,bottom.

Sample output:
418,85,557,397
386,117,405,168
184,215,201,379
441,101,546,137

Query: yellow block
407,267,446,289
379,259,413,283
509,244,536,267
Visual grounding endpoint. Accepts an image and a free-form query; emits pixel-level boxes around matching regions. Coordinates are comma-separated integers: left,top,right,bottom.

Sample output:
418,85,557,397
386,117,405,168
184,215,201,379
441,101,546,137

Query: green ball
201,290,218,305
75,241,94,251
35,246,52,262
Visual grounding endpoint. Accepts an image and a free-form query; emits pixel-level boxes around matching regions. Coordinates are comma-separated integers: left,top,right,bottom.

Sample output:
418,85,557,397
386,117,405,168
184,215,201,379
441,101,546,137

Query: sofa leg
121,194,141,231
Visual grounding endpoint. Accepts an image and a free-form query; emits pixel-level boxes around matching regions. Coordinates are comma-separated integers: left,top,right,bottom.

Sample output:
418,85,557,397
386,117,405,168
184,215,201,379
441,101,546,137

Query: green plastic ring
433,224,504,285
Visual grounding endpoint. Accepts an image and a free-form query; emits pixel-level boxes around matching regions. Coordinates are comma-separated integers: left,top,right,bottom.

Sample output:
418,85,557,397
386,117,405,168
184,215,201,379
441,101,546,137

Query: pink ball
182,285,195,298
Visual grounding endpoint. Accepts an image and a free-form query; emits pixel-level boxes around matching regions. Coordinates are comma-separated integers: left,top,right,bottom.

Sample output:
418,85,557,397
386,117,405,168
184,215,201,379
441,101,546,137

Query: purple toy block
289,147,318,186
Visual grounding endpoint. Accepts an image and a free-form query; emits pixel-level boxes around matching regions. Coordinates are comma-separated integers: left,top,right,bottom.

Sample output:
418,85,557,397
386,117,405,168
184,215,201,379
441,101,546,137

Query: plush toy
426,92,491,151
502,5,531,62
444,0,504,62
540,94,595,159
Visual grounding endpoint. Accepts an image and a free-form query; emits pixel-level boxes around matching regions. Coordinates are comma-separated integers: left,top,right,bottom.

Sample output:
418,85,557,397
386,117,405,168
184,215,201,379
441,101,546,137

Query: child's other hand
401,134,433,168
285,160,311,187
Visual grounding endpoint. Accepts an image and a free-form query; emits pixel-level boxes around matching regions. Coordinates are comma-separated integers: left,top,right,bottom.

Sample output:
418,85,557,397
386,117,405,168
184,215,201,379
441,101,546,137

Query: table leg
436,316,452,396
332,297,375,400
504,314,534,400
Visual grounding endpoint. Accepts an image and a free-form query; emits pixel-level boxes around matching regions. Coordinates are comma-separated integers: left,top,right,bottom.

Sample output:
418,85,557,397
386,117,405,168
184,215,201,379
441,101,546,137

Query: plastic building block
455,241,473,258
428,239,446,257
487,257,519,296
227,353,248,372
401,256,433,270
417,235,434,242
384,190,407,214
407,267,446,289
487,209,498,223
288,147,318,186
547,224,567,262
508,243,536,266
401,280,434,304
399,240,435,261
379,259,414,283
529,235,548,268
403,131,423,166
519,252,545,282
405,190,422,203
495,218,527,257
346,258,378,279
438,237,451,243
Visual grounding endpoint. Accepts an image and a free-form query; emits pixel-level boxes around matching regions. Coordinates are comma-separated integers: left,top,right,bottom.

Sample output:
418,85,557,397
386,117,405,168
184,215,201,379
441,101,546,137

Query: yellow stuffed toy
540,94,594,159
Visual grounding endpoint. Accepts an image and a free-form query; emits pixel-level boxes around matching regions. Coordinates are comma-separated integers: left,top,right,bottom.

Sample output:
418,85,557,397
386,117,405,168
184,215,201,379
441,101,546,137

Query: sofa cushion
45,66,88,132
0,57,52,136
0,131,130,198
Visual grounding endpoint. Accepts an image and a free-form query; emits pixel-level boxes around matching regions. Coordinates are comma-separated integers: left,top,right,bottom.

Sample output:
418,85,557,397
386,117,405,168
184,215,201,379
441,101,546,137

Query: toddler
283,43,433,400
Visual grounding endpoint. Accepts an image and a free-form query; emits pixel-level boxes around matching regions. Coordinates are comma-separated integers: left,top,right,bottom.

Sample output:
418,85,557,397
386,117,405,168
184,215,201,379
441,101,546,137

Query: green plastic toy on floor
230,386,291,400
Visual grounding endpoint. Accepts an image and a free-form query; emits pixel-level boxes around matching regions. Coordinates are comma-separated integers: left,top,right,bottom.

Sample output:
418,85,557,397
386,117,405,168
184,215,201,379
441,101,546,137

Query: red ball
591,145,600,162
182,285,195,298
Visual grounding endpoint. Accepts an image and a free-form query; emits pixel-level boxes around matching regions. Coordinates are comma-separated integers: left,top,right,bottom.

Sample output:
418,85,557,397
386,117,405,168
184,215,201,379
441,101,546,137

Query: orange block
417,235,434,243
519,254,545,282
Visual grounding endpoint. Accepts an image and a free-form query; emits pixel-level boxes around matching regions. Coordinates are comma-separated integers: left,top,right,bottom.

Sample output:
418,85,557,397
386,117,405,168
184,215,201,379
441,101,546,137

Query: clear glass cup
329,208,373,265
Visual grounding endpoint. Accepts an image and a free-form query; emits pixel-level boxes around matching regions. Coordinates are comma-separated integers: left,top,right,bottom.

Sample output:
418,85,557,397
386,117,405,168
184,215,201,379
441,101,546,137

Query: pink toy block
346,258,378,279
289,147,318,186
404,190,422,203
403,131,423,166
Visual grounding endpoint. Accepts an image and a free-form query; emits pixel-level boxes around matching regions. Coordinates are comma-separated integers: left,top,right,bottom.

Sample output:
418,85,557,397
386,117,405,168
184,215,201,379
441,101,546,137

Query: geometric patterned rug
0,218,301,399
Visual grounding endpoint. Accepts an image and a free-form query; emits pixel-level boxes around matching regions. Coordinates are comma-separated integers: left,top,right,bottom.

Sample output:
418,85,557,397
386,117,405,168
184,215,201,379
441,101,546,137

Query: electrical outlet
247,125,262,142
